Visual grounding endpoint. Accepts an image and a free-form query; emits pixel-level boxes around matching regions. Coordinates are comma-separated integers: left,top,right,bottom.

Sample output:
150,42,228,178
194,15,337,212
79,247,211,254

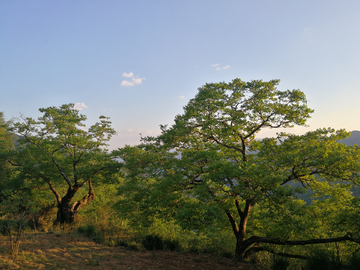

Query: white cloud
132,78,143,85
121,80,135,86
177,96,185,99
74,102,88,110
211,63,230,71
122,72,134,78
121,76,145,86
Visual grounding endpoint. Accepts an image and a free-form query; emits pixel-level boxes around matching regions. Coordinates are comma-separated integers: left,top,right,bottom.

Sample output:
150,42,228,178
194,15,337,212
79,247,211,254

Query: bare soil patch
0,232,263,270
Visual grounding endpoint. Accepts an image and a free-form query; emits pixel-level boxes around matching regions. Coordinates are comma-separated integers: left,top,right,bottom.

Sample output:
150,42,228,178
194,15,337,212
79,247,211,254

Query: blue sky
1,0,360,149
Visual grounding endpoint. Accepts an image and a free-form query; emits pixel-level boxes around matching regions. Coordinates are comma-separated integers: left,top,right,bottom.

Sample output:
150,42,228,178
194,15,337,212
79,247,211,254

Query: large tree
6,104,117,224
116,79,360,259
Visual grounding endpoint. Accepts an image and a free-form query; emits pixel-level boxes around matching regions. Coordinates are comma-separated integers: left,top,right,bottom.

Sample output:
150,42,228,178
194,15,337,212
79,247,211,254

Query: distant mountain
340,130,360,146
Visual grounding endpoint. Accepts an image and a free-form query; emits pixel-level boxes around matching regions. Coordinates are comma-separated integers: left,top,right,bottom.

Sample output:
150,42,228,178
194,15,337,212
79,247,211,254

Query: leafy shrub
77,224,96,237
0,218,29,236
126,217,234,255
126,241,142,251
77,224,104,244
113,239,141,250
141,234,180,251
163,239,180,251
115,239,129,247
271,256,290,270
0,219,9,236
307,249,343,270
92,231,105,244
347,252,360,270
142,235,164,250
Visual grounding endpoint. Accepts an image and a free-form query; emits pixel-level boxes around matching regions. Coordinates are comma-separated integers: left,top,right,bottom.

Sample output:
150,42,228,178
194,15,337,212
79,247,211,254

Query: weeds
86,254,101,266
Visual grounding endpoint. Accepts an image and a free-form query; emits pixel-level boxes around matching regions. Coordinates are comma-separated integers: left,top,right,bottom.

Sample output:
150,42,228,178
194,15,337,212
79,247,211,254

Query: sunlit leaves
116,78,360,258
4,104,118,223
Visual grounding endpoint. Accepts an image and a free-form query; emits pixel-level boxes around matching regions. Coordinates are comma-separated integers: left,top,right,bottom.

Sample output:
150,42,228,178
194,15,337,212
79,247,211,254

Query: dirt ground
0,232,264,270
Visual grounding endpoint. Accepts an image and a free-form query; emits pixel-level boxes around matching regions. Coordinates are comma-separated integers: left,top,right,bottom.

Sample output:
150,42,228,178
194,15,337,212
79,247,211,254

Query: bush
141,234,180,251
77,224,96,237
142,235,164,250
0,218,29,236
0,219,9,236
347,252,360,270
271,256,290,270
307,249,343,270
77,224,104,244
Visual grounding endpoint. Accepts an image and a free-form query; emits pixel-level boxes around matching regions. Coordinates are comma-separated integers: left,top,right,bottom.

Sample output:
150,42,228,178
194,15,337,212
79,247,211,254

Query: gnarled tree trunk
49,180,95,225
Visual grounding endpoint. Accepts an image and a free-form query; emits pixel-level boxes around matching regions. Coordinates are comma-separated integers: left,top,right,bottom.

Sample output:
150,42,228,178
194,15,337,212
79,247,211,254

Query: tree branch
243,113,274,141
70,180,95,213
48,182,62,205
209,135,244,154
50,157,72,187
244,246,308,260
5,158,23,167
235,197,243,216
247,233,358,247
225,210,240,238
78,166,107,187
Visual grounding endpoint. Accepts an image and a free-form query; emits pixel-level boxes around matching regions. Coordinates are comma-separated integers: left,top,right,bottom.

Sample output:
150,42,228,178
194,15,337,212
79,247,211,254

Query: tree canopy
115,79,360,259
5,104,117,224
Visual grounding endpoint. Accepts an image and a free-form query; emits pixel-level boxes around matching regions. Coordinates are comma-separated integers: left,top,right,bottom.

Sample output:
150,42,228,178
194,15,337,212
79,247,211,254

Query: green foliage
2,79,359,265
76,181,123,225
115,78,360,260
271,256,290,270
5,104,118,224
347,252,360,270
0,112,14,153
120,217,235,255
0,192,40,255
77,224,104,244
141,234,180,251
0,220,8,236
0,112,16,203
306,249,343,270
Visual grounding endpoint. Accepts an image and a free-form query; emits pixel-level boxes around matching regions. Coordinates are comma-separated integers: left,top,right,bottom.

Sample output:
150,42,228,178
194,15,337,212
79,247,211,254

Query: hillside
340,130,360,146
0,232,264,270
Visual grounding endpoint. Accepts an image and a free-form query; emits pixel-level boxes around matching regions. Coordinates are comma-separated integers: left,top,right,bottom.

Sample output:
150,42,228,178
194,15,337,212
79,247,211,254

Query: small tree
7,104,117,225
115,79,360,259
0,191,39,255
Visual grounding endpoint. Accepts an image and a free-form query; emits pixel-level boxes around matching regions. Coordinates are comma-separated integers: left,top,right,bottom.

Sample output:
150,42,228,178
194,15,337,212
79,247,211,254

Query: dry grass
0,232,264,270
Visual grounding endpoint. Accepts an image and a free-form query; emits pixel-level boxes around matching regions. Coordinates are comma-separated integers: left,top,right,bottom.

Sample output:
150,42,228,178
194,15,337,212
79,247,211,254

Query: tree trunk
226,198,254,259
54,180,95,225
56,203,77,224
